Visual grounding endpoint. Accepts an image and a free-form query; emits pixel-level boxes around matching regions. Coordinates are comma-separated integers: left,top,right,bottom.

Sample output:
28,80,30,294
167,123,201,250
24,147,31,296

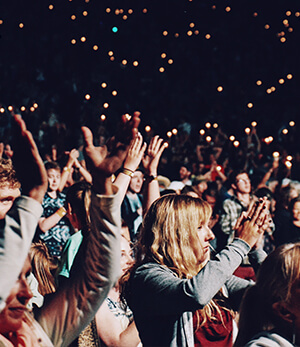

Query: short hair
227,169,248,186
0,158,21,189
45,161,61,172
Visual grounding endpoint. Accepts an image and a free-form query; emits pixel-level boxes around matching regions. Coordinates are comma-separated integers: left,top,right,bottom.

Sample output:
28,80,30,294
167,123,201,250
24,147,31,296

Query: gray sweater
128,239,266,347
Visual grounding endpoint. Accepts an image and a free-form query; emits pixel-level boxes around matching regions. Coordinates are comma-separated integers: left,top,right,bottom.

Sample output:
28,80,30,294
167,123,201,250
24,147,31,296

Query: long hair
134,193,212,278
122,194,230,328
66,181,92,236
235,242,300,346
30,241,57,296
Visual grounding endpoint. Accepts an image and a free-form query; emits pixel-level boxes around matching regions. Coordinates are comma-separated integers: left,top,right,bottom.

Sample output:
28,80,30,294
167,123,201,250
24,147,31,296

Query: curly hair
0,158,20,189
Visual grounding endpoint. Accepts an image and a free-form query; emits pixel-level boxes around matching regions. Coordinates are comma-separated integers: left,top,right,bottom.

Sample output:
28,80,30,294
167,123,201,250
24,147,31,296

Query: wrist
56,206,67,218
144,173,157,182
121,167,134,178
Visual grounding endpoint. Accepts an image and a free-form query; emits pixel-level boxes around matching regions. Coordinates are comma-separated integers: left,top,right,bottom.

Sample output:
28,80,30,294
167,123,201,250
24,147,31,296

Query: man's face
0,257,33,334
0,184,21,220
47,168,61,192
179,166,190,181
234,173,251,194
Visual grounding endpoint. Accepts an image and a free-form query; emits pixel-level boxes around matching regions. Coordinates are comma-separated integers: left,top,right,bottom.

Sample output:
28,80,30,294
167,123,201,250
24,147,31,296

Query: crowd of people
0,111,299,347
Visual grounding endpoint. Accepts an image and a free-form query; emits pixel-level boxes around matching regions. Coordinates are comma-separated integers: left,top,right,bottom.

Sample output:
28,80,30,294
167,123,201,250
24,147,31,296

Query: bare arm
142,135,168,213
95,299,140,347
114,133,147,202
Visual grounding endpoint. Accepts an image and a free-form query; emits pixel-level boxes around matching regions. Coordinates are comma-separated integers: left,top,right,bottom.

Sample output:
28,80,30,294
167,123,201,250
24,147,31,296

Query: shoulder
245,331,294,347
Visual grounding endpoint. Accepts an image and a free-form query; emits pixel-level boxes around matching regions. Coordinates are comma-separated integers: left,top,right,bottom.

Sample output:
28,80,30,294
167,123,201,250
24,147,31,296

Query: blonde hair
123,194,231,328
235,242,300,346
30,241,57,296
135,193,212,278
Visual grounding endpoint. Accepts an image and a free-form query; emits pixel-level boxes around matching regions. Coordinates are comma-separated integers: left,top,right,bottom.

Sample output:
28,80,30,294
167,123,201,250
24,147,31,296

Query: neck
127,190,137,198
48,190,57,199
236,192,250,206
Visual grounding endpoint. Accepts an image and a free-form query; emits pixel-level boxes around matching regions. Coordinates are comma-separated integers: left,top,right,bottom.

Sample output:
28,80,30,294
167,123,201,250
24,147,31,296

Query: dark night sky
1,0,300,143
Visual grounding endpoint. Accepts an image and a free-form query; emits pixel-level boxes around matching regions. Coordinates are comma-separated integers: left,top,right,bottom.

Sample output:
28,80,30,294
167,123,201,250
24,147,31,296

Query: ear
272,301,295,324
231,183,237,190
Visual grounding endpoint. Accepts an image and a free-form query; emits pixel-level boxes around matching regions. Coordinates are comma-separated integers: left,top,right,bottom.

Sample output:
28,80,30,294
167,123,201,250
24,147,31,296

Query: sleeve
36,186,121,347
0,196,43,311
219,199,235,236
131,238,250,315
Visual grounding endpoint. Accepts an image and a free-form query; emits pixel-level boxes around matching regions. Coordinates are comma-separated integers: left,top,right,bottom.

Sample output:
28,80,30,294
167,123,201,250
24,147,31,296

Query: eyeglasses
236,178,251,184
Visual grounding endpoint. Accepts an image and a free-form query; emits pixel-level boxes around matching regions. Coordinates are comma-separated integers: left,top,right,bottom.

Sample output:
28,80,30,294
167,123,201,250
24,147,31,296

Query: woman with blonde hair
122,193,270,347
235,242,300,347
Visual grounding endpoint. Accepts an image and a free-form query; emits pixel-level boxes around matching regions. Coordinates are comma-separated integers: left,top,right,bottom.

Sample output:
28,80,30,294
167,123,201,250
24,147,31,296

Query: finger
81,126,94,148
148,135,159,151
153,138,164,153
156,141,168,158
252,197,268,225
235,211,248,230
246,198,258,220
133,133,143,151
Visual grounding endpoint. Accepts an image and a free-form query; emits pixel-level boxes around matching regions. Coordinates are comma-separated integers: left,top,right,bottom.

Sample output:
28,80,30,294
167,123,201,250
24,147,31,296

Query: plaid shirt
219,195,249,244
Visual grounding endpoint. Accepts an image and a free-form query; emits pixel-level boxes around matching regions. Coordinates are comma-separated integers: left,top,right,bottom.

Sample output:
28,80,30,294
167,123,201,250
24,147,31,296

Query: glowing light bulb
245,128,251,135
199,129,205,135
229,135,235,141
85,94,91,100
205,122,211,129
145,126,151,132
172,128,178,135
251,121,257,127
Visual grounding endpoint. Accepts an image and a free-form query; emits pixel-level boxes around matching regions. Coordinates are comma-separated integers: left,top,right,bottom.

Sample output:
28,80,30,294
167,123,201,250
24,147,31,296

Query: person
0,112,141,346
56,133,165,346
168,163,192,192
121,134,167,242
274,196,300,246
219,170,252,245
95,235,141,347
235,242,300,347
121,169,144,242
123,193,270,347
0,158,21,220
0,114,48,313
37,161,73,260
274,185,299,247
191,175,208,198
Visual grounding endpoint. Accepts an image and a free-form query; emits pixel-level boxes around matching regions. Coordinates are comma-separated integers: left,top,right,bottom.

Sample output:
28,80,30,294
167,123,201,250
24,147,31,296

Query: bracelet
144,174,157,182
56,206,67,218
121,168,134,178
63,166,71,173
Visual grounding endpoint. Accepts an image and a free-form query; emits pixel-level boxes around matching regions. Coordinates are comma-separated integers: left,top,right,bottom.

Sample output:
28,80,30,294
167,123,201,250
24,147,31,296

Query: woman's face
129,171,144,194
47,168,61,192
292,201,300,222
120,237,134,274
0,257,33,334
193,223,215,264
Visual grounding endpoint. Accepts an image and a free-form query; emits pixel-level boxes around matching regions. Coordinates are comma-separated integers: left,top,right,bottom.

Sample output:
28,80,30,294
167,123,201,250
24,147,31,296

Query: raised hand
12,114,48,203
234,197,270,248
142,135,168,176
81,112,140,194
123,133,147,172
